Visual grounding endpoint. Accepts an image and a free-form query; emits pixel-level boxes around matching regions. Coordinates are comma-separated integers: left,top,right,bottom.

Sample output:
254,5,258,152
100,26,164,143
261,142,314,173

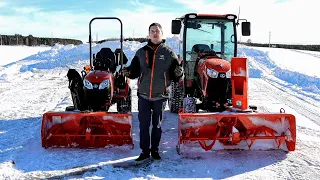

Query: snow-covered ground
0,39,320,179
0,45,50,66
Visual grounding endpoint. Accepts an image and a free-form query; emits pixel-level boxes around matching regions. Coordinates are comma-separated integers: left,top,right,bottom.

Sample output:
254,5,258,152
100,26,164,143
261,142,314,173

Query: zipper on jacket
145,51,148,64
149,46,160,98
138,73,142,88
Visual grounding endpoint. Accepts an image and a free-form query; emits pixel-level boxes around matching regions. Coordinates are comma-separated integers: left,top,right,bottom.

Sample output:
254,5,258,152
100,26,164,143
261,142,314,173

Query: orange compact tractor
41,17,133,148
169,13,296,153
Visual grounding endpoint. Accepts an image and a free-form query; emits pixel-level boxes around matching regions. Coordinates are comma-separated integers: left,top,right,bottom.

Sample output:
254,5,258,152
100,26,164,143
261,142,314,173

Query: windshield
185,19,235,62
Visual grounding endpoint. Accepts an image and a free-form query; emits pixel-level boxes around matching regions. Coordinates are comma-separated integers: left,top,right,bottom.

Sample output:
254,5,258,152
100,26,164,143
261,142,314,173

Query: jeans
138,95,165,153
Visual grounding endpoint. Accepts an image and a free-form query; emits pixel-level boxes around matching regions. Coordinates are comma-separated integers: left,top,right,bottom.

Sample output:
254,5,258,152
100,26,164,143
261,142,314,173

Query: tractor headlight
226,70,231,78
99,79,110,89
83,79,93,89
206,68,219,78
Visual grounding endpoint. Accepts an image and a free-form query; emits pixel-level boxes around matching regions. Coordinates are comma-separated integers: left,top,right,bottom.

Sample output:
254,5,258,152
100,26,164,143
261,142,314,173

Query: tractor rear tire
117,88,132,113
169,81,183,113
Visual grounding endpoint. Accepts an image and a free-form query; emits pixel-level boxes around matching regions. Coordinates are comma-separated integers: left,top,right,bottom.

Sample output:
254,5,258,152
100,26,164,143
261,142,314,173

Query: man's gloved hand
122,67,130,77
174,64,183,77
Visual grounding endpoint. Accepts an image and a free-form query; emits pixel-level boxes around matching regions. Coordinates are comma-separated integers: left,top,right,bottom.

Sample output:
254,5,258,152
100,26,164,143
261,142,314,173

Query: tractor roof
179,13,237,20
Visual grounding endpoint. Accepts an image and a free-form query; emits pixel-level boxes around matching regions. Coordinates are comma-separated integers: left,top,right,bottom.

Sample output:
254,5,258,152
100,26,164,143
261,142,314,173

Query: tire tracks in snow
293,49,320,59
251,78,320,140
251,78,320,127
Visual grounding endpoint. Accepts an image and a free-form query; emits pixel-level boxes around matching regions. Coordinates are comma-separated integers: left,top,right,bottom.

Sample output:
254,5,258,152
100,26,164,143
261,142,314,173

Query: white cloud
112,4,180,39
0,1,7,8
0,10,94,41
14,7,41,14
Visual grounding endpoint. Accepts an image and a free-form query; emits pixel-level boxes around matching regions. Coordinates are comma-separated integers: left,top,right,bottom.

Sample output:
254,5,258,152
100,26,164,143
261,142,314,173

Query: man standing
123,23,183,162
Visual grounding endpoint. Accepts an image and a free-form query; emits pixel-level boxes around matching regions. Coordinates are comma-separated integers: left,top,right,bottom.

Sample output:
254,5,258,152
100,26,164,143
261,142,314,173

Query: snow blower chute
169,14,296,153
41,17,133,148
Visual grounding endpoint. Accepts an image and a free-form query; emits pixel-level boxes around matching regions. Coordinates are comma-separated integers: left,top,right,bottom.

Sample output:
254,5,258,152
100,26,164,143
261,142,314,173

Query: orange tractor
169,13,296,153
41,17,133,148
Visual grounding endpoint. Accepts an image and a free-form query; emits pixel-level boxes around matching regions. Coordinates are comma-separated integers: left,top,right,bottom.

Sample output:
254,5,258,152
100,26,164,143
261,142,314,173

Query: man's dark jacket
127,40,181,99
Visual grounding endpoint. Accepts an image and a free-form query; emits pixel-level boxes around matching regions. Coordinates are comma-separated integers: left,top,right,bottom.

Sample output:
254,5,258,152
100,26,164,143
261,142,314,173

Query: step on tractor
41,17,133,148
169,13,296,153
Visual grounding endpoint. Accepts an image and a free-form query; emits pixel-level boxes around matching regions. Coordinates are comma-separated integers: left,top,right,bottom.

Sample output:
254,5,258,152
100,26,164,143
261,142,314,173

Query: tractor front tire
169,81,183,113
117,88,132,113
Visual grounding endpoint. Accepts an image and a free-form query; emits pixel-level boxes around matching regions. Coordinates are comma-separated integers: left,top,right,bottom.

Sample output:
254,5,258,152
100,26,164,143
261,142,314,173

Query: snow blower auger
41,17,133,148
170,14,296,153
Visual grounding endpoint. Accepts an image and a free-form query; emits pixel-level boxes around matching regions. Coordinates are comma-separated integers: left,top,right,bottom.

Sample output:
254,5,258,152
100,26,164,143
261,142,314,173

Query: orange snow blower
41,17,133,148
170,14,296,153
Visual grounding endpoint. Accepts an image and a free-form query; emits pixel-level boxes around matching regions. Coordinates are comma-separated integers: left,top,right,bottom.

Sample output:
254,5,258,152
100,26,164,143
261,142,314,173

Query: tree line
99,38,320,52
241,41,320,52
0,34,83,46
4,34,318,52
96,37,148,44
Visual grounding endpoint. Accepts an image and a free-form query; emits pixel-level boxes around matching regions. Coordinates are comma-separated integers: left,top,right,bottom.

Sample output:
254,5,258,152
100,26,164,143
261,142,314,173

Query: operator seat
94,48,116,72
191,44,211,53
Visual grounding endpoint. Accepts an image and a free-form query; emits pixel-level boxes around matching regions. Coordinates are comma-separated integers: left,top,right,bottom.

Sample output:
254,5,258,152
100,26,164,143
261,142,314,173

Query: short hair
149,23,163,33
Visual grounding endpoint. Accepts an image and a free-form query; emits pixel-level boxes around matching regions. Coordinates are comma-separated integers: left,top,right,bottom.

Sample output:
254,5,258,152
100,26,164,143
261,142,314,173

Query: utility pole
17,35,18,45
133,30,134,38
269,31,271,48
0,34,2,45
96,33,98,42
51,32,53,46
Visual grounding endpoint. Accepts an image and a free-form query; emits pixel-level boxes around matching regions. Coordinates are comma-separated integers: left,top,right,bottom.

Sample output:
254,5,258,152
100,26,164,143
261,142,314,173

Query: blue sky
0,0,319,44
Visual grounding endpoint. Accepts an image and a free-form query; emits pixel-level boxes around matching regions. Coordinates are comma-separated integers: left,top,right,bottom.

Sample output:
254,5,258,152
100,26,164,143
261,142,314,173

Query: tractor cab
172,13,250,90
171,13,251,112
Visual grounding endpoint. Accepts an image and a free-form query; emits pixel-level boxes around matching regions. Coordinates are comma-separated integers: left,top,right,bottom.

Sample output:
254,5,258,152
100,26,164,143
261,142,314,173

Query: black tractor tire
117,88,132,113
169,81,184,113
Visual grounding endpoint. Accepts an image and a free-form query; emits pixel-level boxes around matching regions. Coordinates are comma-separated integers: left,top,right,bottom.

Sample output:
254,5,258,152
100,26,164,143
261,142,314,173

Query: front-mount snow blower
41,17,133,148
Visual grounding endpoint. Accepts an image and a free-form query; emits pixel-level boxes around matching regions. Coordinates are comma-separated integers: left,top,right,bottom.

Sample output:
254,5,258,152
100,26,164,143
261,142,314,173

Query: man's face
149,25,162,44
